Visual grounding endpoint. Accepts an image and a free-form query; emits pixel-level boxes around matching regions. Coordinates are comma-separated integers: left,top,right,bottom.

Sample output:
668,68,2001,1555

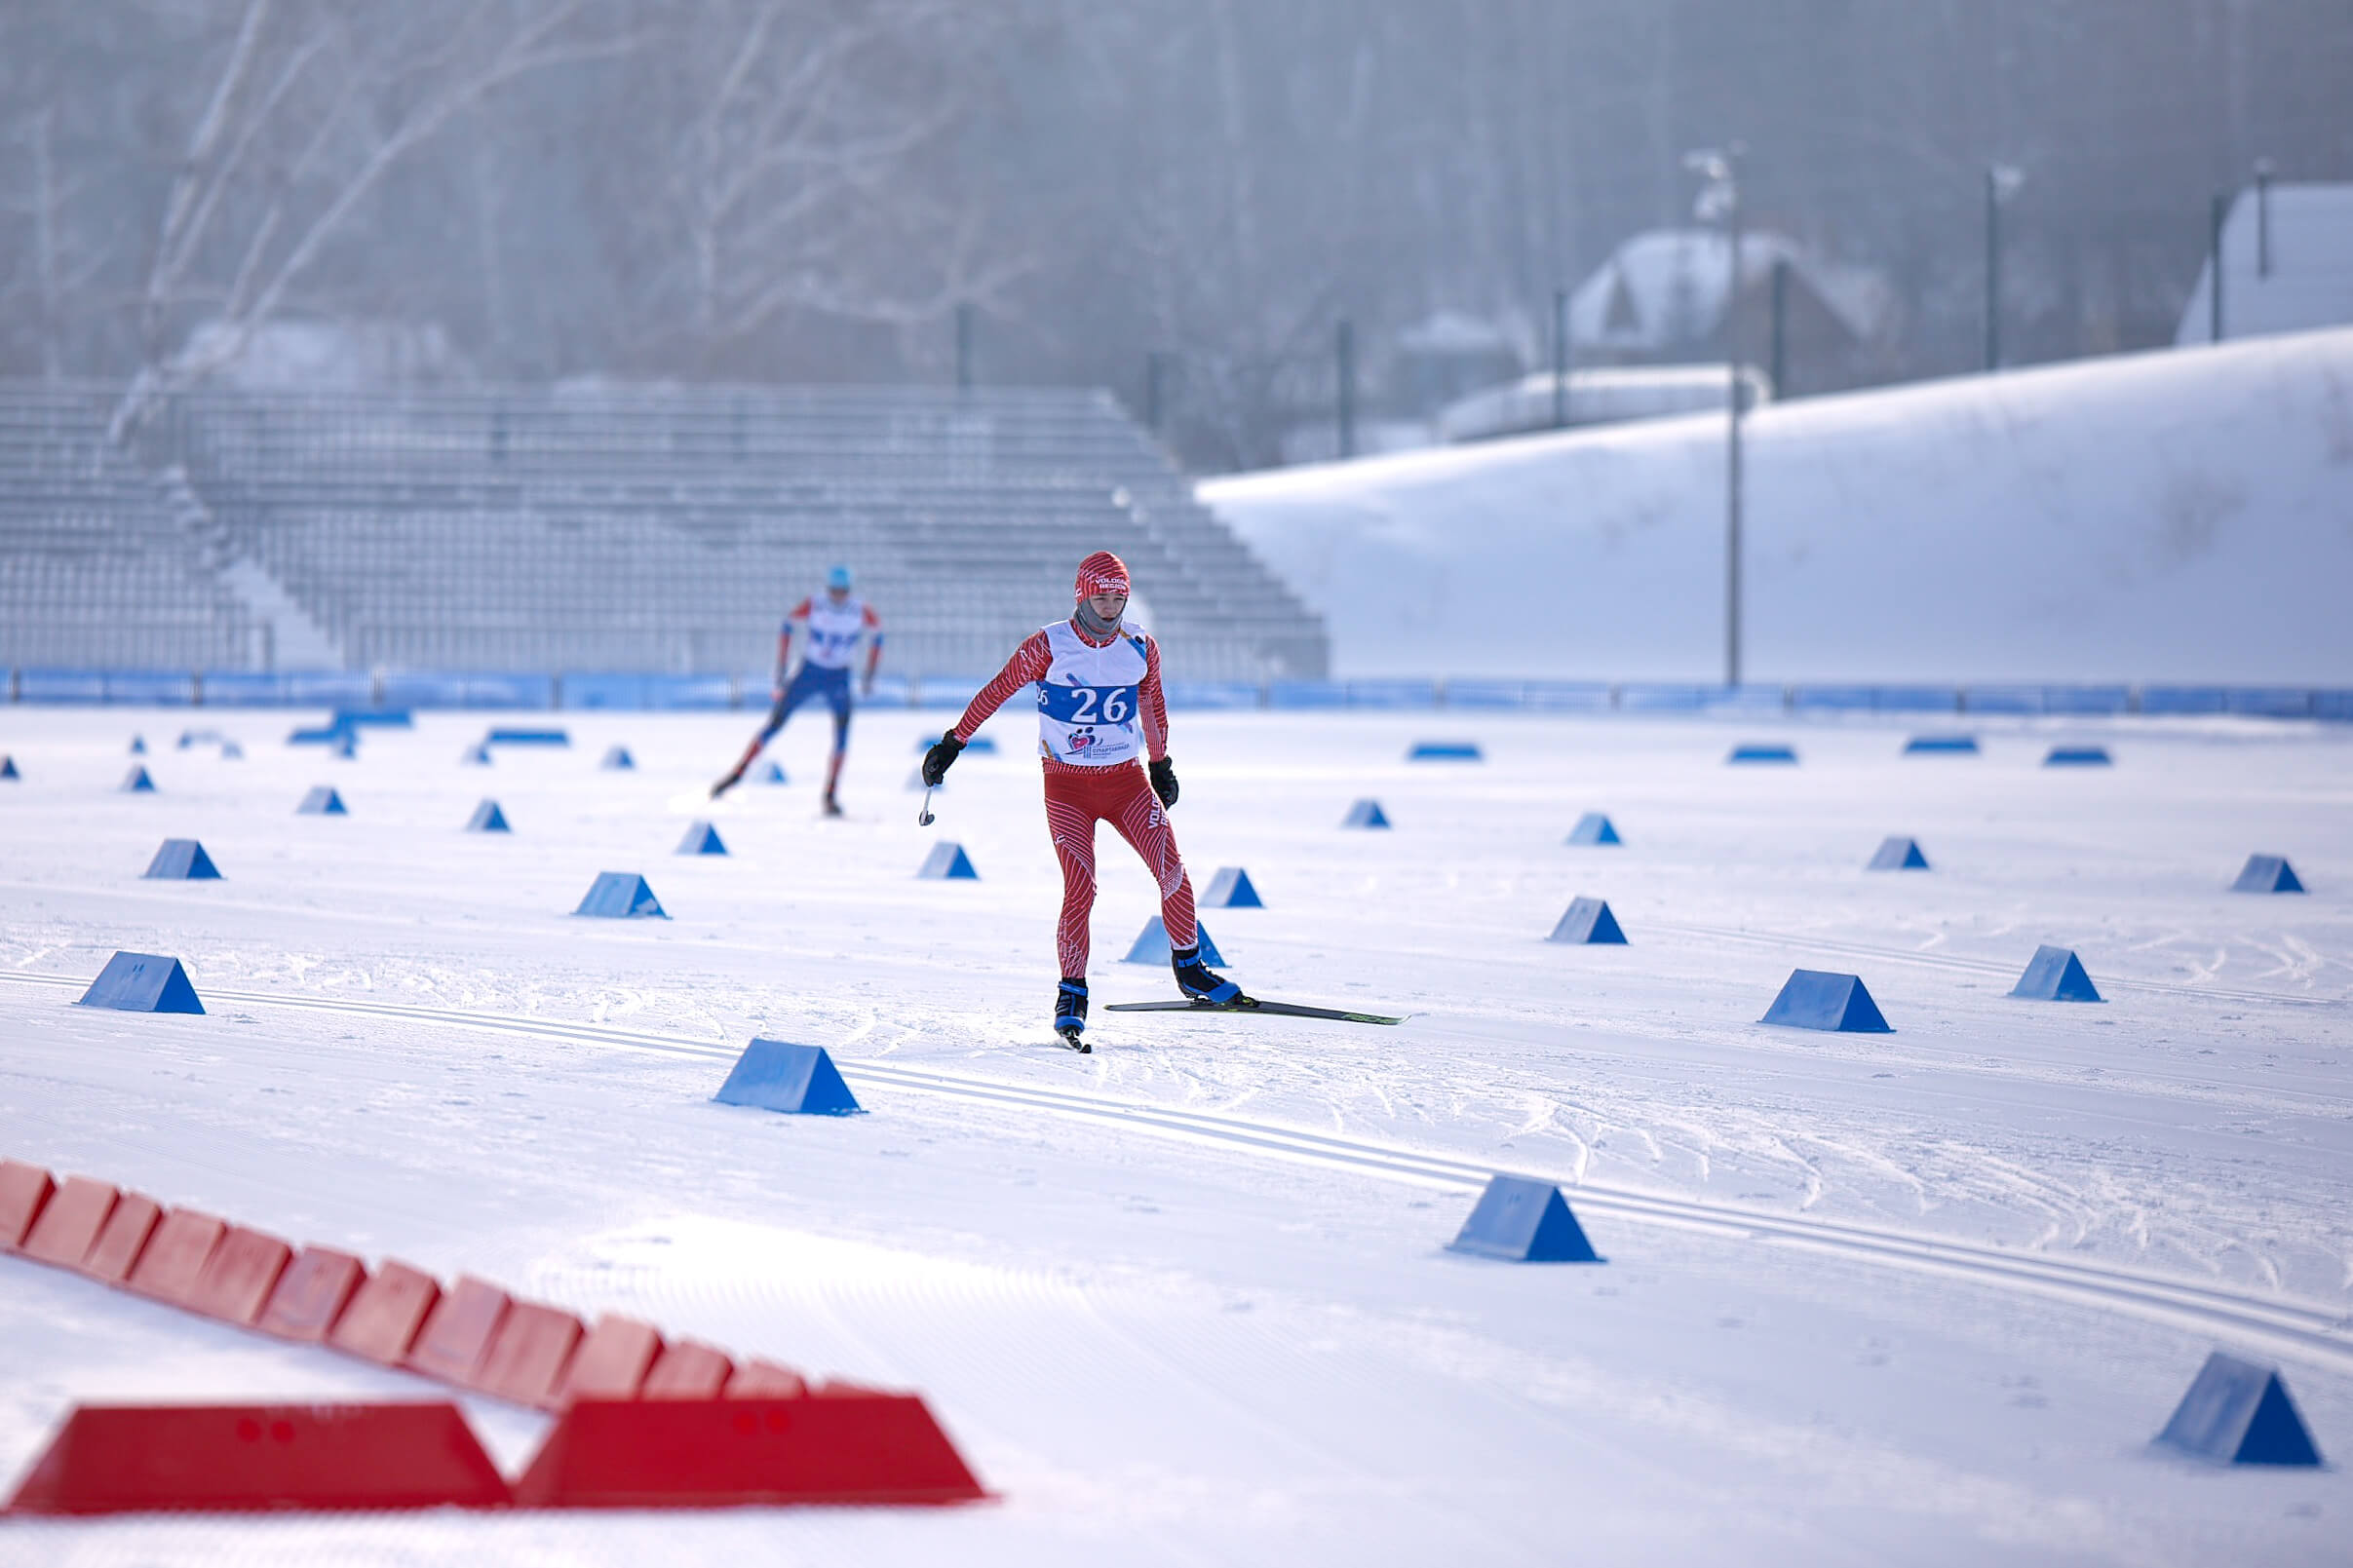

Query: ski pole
916,785,937,827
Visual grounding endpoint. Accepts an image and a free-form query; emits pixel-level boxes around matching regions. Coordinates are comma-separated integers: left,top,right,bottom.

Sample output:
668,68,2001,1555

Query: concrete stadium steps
0,389,257,669
74,382,1325,681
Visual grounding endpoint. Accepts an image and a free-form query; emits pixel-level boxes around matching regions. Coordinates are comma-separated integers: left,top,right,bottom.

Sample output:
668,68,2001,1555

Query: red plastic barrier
725,1359,808,1398
0,1160,55,1249
258,1246,366,1343
511,1395,987,1508
640,1341,734,1398
189,1227,293,1326
3,1401,511,1514
80,1193,162,1283
472,1301,583,1409
559,1316,663,1402
20,1176,117,1268
328,1259,441,1365
404,1275,510,1385
124,1209,225,1305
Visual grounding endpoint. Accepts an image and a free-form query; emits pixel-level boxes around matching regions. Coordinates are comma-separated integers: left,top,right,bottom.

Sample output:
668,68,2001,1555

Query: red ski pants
1042,762,1197,977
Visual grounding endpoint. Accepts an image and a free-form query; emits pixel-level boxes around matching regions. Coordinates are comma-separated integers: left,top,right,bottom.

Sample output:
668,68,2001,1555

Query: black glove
920,730,965,786
1148,756,1178,809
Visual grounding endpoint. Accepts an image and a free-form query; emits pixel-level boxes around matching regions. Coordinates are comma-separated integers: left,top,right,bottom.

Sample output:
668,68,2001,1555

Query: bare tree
631,0,1031,375
110,0,637,440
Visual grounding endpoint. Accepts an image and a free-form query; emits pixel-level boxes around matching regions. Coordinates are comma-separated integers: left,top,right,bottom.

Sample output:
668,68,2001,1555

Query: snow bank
1200,329,2353,683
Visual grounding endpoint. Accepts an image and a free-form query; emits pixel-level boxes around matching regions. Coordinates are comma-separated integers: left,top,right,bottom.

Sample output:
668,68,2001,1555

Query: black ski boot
1055,976,1090,1052
822,792,844,818
1170,944,1243,1005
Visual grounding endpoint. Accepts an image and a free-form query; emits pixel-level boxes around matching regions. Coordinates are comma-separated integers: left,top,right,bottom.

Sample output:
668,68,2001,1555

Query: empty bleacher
112,383,1324,681
0,387,256,670
0,381,1325,682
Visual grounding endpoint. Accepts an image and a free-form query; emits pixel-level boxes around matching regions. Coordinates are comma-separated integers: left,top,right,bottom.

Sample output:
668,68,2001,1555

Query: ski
1057,1026,1091,1053
1105,997,1406,1025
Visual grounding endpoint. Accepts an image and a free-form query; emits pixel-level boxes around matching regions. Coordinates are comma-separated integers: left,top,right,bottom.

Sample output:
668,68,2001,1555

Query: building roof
1569,229,1894,355
2175,183,2353,345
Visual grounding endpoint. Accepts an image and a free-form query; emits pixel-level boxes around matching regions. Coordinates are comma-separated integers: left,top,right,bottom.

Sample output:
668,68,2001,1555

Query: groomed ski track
4,966,2343,1378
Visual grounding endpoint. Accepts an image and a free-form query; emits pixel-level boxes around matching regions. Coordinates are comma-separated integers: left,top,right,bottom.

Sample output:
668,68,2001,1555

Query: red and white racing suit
951,619,1198,977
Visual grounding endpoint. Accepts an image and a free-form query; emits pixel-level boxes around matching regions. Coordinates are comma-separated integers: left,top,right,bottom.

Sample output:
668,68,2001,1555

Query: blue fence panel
281,671,376,707
2224,687,2316,718
1703,684,1793,714
1345,679,1440,709
1266,680,1347,709
1165,680,1263,709
560,673,652,709
1515,680,1616,711
2138,686,2228,714
866,672,913,709
1616,683,1712,711
198,671,293,706
2315,690,2353,721
1790,685,1880,712
16,669,108,704
1959,685,2043,713
1874,686,1964,712
1440,679,1524,709
101,670,197,705
2041,685,2132,715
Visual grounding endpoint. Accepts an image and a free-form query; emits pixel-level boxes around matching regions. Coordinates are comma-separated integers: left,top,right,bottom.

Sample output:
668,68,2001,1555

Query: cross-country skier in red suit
921,551,1240,1052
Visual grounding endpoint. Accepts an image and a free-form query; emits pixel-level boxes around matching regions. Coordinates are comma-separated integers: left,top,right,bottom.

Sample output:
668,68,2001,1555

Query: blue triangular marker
1566,813,1621,845
121,765,156,793
575,871,667,918
918,842,978,879
713,1039,863,1115
759,760,788,784
1,755,19,780
129,737,146,755
1728,743,1798,763
2157,1352,2323,1466
1447,1175,1602,1263
143,839,221,880
1408,741,1484,761
1123,917,1225,966
2010,944,2102,1002
1904,734,1980,755
1760,969,1891,1032
601,746,635,771
2044,745,2111,766
297,785,347,816
1203,866,1262,908
1342,798,1390,828
2230,855,2304,894
676,820,727,856
462,743,493,765
77,951,204,1014
1868,836,1931,870
1548,897,1626,944
466,799,511,833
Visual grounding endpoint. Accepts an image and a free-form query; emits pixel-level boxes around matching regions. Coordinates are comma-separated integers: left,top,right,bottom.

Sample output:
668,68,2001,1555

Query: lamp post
1552,287,1570,429
2255,158,2275,278
1985,163,2025,371
1335,319,1356,459
1684,144,1745,690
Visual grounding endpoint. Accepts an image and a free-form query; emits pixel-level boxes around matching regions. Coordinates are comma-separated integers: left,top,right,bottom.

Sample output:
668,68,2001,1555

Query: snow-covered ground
1201,328,2353,685
2,704,2349,1565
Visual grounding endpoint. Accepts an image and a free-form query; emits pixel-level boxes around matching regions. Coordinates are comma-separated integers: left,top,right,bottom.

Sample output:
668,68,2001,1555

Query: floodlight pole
1552,287,1570,429
1985,168,2002,370
1335,319,1356,459
1725,174,1743,691
2210,193,2228,342
2255,158,2274,278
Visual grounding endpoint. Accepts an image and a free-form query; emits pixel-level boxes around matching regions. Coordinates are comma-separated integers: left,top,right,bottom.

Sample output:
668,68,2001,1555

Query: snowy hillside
1200,329,2353,684
1,706,2349,1563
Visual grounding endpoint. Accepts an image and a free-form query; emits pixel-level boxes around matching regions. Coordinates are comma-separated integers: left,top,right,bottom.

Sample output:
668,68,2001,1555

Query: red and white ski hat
1074,551,1130,601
